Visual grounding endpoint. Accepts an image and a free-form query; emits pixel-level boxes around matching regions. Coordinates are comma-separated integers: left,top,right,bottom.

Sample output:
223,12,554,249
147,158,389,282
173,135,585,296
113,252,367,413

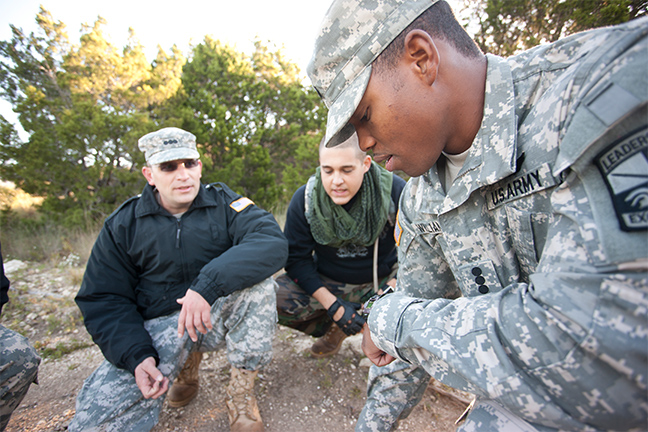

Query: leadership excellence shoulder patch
230,197,254,212
595,126,648,231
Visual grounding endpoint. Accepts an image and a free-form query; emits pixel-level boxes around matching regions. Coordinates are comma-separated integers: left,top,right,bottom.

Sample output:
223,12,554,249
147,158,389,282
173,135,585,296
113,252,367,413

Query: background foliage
0,7,325,227
463,0,647,56
0,1,645,232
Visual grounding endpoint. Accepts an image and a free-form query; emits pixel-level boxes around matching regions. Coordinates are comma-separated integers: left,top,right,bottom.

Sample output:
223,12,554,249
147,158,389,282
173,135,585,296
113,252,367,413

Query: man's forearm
312,287,337,309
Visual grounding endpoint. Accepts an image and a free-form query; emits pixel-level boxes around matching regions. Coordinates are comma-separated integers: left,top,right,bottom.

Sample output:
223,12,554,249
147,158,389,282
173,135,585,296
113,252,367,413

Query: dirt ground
3,260,471,432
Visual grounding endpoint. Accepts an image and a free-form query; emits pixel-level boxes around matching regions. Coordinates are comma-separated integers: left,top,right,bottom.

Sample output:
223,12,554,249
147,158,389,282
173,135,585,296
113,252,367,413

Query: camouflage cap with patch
307,0,437,147
138,127,200,165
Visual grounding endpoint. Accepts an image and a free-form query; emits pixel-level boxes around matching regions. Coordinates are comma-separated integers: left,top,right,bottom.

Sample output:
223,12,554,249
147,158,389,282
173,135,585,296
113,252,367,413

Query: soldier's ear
403,29,439,87
362,155,372,173
142,166,155,186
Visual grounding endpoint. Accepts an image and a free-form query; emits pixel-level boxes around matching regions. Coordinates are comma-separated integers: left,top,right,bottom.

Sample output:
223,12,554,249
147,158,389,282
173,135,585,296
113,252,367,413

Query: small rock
359,357,373,368
4,260,26,274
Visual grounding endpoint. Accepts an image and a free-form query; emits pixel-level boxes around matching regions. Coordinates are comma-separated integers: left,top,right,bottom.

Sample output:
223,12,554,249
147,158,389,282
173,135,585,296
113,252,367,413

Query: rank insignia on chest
595,126,648,231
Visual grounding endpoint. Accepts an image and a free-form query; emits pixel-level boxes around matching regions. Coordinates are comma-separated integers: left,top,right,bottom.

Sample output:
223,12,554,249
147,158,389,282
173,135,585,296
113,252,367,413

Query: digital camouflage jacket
369,18,648,431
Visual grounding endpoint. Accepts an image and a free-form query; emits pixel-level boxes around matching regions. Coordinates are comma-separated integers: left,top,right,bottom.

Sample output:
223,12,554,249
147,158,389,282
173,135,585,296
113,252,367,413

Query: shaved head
319,133,366,161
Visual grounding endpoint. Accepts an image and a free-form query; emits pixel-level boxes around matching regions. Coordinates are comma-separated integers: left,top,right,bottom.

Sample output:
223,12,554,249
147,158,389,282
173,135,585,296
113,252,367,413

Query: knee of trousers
221,277,278,321
0,328,41,380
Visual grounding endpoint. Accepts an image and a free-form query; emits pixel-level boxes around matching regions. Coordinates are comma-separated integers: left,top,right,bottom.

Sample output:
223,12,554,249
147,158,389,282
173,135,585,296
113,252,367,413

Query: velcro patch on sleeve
230,197,254,212
595,126,648,231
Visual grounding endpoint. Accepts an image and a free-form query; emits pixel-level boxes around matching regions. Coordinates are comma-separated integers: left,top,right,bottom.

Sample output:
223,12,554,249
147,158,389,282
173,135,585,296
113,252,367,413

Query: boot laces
228,370,259,421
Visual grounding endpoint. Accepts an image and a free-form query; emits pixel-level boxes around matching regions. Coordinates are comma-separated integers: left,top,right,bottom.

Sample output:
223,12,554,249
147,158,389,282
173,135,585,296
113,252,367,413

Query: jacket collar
135,183,217,218
421,54,519,215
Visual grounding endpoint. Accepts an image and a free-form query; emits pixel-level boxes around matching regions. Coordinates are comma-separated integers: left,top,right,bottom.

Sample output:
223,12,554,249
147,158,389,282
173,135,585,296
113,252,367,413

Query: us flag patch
394,210,403,246
230,197,254,212
595,126,648,231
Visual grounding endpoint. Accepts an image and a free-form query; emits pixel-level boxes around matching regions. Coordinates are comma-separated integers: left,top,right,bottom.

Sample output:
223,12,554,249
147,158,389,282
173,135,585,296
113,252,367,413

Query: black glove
327,298,365,336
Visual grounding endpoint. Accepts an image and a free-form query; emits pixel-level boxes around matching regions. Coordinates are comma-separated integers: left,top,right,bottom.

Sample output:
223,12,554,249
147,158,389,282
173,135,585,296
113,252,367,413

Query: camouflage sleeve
369,126,648,428
368,19,648,430
369,252,647,428
367,290,500,396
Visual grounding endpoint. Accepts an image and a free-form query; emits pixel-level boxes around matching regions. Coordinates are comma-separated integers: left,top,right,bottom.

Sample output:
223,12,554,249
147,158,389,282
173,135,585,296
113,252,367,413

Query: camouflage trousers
457,399,558,432
356,360,430,432
0,324,40,432
357,362,560,432
275,268,397,337
68,278,277,432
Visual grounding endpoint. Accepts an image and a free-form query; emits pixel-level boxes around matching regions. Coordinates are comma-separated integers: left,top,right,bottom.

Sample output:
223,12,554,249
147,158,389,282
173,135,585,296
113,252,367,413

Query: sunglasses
156,159,200,173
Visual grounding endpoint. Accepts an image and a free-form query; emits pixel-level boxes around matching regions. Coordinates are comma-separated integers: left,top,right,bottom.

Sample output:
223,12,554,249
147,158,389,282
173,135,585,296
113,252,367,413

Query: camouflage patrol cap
138,127,200,165
307,0,438,147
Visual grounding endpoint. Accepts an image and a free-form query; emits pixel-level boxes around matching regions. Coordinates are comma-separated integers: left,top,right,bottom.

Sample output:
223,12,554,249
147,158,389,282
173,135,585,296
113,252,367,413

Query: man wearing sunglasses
70,127,288,432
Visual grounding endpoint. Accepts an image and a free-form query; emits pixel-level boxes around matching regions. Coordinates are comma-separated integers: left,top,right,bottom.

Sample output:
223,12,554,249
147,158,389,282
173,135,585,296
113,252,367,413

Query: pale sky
0,0,334,72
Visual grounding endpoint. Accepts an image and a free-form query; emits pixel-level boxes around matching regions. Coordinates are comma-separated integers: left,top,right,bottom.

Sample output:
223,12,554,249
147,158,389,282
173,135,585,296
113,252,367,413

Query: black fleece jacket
76,182,288,374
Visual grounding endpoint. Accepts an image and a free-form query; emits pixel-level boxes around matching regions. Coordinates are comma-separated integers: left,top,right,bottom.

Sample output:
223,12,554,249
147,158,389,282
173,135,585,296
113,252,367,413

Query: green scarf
308,161,393,248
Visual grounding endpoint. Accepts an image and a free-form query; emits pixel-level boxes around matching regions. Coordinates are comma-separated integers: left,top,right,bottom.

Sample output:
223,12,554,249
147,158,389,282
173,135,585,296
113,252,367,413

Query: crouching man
69,127,288,432
276,133,404,357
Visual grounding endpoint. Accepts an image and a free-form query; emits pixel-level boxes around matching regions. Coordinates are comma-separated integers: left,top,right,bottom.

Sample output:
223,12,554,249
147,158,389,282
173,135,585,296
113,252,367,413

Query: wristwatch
361,287,394,319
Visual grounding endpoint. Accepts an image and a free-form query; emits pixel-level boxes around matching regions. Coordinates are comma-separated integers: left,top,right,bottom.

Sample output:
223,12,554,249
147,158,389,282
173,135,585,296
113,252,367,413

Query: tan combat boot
226,367,264,432
310,324,347,358
168,352,202,408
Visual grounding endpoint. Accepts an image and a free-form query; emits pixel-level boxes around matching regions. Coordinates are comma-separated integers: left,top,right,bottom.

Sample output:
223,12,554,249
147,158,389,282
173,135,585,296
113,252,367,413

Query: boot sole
310,339,345,358
168,396,197,408
167,387,199,408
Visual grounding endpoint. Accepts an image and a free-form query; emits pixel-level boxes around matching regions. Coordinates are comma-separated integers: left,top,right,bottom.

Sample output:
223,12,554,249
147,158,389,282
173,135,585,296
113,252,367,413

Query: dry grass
0,182,99,263
269,201,288,230
0,182,283,264
0,181,43,215
1,223,99,264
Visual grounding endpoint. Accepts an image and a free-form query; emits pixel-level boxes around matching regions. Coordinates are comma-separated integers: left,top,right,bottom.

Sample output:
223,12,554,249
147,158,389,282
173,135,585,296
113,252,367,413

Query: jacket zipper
175,219,181,249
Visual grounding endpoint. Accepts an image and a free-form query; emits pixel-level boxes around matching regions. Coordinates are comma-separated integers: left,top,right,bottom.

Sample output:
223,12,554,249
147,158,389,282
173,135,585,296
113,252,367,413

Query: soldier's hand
177,289,212,342
327,298,365,335
134,357,169,399
361,324,396,367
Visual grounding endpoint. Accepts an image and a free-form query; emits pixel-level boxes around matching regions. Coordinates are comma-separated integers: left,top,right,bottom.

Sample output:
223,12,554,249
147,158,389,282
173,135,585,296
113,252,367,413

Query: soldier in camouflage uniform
307,0,648,431
69,127,288,432
0,244,40,432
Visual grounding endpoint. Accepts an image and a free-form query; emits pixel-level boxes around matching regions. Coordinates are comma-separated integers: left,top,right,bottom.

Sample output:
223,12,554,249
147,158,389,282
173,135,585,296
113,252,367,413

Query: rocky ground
2,258,471,432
